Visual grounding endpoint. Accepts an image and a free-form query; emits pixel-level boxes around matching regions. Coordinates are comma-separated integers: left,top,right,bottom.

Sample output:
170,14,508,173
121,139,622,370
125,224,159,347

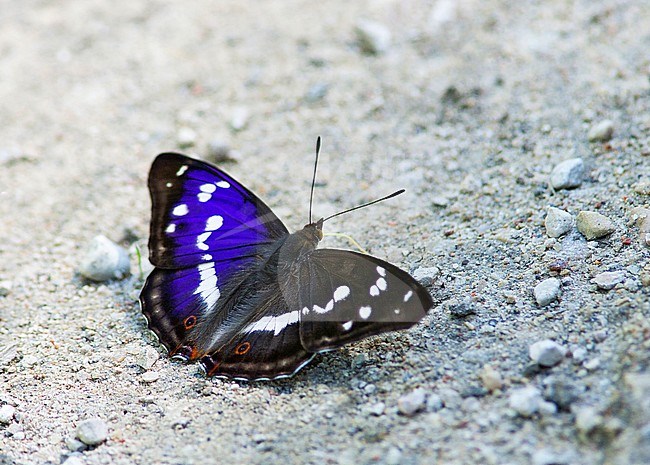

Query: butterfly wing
290,249,433,352
140,153,289,357
197,284,315,381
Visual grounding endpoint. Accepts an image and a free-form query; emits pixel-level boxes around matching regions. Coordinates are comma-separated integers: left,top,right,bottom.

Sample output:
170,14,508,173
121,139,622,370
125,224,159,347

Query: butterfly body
141,152,433,381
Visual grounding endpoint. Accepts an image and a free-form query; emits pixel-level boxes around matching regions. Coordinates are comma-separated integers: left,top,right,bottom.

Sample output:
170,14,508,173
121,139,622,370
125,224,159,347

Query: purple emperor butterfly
140,139,433,380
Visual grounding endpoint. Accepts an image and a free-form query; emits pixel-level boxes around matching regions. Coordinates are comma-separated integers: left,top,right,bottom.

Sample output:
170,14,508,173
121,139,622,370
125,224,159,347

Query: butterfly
140,139,434,381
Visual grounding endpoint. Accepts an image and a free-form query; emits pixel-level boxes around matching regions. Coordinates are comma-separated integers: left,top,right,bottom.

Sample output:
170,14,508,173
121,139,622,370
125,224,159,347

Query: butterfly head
303,218,324,242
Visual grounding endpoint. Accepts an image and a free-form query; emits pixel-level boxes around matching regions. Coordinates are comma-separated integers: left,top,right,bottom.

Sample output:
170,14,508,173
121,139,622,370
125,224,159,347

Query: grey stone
141,371,160,383
550,158,584,190
0,404,15,424
509,386,543,417
576,211,616,240
176,126,197,148
545,207,573,238
78,235,130,282
543,377,580,410
367,402,385,416
534,278,560,306
354,19,391,55
529,339,566,367
397,389,427,416
426,393,443,412
447,298,477,318
412,266,440,286
62,456,85,465
592,270,625,290
65,436,87,452
588,120,614,142
76,418,109,445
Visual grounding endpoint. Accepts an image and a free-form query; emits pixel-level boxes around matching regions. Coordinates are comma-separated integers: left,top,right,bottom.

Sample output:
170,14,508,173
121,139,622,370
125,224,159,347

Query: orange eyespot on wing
183,315,197,329
234,341,251,355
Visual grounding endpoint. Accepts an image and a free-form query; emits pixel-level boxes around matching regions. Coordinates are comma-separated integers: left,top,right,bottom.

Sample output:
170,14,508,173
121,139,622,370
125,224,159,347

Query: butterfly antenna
322,189,405,223
308,136,322,224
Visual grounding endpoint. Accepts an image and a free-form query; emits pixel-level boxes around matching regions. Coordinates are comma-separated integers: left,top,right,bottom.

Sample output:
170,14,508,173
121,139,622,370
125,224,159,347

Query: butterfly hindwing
290,249,433,353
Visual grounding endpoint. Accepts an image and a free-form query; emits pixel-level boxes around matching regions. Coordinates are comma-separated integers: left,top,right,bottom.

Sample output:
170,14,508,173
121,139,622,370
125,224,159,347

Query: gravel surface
1,1,650,464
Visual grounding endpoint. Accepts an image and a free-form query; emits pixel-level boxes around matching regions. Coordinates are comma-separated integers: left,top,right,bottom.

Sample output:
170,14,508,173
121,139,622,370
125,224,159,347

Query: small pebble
141,371,160,383
76,418,109,446
571,347,588,363
425,393,443,412
412,266,440,286
538,400,558,416
576,211,616,240
529,339,566,367
305,83,329,102
575,406,603,437
509,386,543,417
230,107,249,131
78,235,130,282
545,207,573,238
534,278,561,306
447,298,477,318
543,377,580,410
353,19,391,55
480,365,503,392
583,358,600,371
206,139,235,163
592,270,625,290
633,180,650,196
385,447,402,465
0,404,16,424
367,402,385,416
550,158,584,190
588,120,614,142
176,127,197,148
0,280,13,297
65,436,87,452
397,389,427,416
62,456,85,465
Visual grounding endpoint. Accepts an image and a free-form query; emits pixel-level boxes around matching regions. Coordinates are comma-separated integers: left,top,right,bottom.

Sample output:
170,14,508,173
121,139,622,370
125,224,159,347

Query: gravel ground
1,1,650,464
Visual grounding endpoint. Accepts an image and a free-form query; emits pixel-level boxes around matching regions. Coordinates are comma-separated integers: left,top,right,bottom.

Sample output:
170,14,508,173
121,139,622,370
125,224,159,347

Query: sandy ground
1,0,650,464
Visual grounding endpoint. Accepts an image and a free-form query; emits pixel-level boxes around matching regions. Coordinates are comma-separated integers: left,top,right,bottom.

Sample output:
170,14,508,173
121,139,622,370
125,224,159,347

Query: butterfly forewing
289,249,433,353
142,153,289,358
147,153,288,269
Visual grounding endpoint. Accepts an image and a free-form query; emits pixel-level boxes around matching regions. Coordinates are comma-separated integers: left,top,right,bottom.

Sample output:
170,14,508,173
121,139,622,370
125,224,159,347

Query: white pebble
412,266,440,286
354,19,391,55
230,107,249,131
575,406,603,435
176,126,197,148
529,339,566,367
592,270,625,290
588,120,614,142
545,207,573,238
534,278,560,306
397,389,427,416
509,386,543,417
0,404,16,424
550,158,584,190
76,418,109,445
78,235,130,282
141,371,160,383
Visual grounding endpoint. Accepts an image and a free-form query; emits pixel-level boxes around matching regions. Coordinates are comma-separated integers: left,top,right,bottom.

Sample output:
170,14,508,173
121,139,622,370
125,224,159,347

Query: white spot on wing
194,262,219,308
176,165,188,176
216,181,230,188
376,277,387,291
244,311,299,336
376,266,386,277
198,192,212,202
370,285,379,297
404,290,413,302
333,285,350,302
166,182,173,188
202,254,212,261
359,306,372,319
172,204,188,216
313,304,328,314
197,231,211,250
165,223,176,233
302,307,309,315
205,215,223,231
342,321,353,331
200,183,217,193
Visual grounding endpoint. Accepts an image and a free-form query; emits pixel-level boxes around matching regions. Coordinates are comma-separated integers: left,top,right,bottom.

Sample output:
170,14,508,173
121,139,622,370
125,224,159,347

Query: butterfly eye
183,315,197,329
234,342,251,355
